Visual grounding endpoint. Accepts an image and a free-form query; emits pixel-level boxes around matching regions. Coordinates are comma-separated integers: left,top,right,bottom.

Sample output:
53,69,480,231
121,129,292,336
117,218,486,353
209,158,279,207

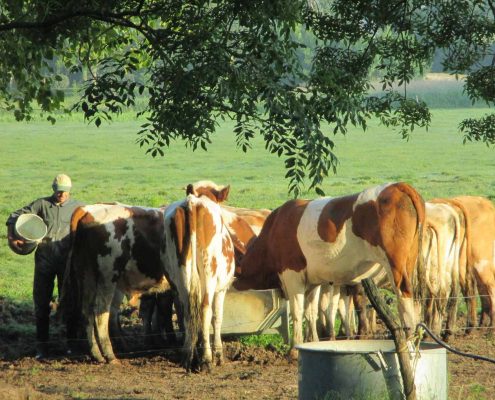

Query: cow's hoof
200,361,212,373
215,354,224,366
108,358,121,366
92,355,105,364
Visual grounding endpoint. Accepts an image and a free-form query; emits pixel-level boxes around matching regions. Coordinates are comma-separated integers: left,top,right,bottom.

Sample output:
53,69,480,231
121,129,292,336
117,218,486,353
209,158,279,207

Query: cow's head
186,180,230,203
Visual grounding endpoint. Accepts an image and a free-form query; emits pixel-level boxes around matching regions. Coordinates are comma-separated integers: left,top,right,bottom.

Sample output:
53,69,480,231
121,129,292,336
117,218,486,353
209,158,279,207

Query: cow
429,196,495,332
185,181,271,265
447,196,495,326
234,182,425,357
61,203,171,363
421,201,462,338
162,192,236,372
139,181,271,354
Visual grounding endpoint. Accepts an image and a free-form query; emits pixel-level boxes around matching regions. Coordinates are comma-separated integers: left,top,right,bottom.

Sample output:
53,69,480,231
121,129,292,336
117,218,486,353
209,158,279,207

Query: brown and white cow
234,182,425,356
185,181,271,264
143,180,270,360
162,193,236,371
61,203,170,363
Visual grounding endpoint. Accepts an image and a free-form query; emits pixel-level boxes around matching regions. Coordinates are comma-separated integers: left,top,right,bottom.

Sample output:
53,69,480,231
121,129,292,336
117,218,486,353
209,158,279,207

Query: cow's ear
217,185,230,202
186,184,194,196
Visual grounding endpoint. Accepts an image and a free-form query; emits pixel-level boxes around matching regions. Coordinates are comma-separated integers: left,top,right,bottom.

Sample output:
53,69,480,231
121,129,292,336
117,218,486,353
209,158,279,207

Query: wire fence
0,313,494,360
1,291,494,362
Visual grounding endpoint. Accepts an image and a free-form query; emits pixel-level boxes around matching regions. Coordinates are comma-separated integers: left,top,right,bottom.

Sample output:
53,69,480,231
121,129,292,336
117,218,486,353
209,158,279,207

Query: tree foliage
1,0,494,195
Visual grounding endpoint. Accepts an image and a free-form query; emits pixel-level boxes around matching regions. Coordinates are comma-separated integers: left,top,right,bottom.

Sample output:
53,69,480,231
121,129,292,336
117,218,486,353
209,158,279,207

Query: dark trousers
33,251,65,346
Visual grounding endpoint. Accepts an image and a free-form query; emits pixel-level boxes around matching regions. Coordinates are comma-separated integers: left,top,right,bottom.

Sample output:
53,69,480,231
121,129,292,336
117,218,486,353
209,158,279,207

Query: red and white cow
61,203,170,363
185,181,271,263
234,182,425,356
162,192,236,371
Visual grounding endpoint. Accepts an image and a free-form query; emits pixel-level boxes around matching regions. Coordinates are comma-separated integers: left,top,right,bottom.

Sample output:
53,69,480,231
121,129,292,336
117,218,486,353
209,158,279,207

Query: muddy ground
1,298,494,400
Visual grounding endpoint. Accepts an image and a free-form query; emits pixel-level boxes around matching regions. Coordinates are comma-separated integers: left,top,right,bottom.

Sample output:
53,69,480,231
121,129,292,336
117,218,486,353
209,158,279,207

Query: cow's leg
339,288,354,338
156,290,177,345
200,289,215,372
173,293,185,345
424,296,434,330
280,270,306,360
304,285,320,343
109,289,128,352
353,286,370,339
317,283,331,339
474,265,495,328
387,265,416,339
81,276,104,362
484,284,495,327
86,316,105,363
94,284,118,363
95,311,118,363
327,284,340,340
212,289,227,366
431,300,443,335
444,295,458,340
347,291,356,338
139,293,157,348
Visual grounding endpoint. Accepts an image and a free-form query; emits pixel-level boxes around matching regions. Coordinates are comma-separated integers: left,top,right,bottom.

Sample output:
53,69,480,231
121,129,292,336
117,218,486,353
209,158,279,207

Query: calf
61,203,170,363
235,182,425,357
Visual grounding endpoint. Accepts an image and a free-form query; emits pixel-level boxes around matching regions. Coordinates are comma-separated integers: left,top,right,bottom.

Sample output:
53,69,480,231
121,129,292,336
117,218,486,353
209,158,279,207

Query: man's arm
5,198,43,251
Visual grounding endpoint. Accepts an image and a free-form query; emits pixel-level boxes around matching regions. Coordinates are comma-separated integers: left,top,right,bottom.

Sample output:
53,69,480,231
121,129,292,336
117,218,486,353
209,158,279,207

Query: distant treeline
371,78,484,109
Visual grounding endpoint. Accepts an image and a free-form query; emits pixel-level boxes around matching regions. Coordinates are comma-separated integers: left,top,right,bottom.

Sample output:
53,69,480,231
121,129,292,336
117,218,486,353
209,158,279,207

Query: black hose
417,322,495,364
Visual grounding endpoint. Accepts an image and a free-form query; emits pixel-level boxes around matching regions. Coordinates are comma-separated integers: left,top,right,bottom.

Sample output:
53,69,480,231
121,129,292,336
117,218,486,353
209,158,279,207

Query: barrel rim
296,339,445,354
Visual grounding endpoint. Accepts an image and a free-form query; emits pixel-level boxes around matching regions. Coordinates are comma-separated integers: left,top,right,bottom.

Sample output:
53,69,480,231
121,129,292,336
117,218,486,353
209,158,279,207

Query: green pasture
0,107,494,304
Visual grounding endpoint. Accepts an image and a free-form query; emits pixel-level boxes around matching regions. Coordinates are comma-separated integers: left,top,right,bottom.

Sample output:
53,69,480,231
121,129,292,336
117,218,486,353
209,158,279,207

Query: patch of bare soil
0,298,494,400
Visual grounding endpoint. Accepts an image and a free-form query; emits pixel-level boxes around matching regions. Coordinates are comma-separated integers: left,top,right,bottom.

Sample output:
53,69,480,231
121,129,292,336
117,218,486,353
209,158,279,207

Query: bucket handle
363,351,389,372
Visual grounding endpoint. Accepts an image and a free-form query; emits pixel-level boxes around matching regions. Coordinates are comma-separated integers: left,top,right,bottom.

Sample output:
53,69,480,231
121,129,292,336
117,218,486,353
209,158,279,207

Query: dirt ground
1,299,494,400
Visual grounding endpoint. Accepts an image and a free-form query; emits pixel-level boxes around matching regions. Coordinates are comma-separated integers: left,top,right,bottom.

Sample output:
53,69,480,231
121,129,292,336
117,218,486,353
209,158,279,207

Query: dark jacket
6,196,84,263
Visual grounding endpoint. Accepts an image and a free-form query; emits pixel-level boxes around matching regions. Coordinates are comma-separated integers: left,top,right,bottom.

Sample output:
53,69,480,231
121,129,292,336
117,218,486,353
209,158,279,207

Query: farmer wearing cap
6,174,84,360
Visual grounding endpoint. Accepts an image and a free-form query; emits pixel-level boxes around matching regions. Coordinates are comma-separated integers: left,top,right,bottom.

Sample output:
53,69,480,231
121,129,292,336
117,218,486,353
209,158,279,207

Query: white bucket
11,214,47,255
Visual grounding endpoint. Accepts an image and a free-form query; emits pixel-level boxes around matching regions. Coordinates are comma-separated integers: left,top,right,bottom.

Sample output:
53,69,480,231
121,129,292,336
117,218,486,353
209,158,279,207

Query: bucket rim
15,213,47,242
296,339,445,354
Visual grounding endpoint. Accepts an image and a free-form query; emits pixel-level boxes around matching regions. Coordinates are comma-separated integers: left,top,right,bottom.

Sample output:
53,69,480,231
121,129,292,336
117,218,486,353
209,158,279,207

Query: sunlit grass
0,105,493,303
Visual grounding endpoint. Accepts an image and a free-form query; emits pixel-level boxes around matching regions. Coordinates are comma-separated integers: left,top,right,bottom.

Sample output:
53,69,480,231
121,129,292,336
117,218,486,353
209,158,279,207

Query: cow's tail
449,204,463,300
396,183,427,304
59,206,87,339
448,199,477,326
181,197,202,369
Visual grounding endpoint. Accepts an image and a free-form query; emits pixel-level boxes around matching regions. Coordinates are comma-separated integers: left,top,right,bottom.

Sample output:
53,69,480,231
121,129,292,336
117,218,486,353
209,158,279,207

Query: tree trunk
362,278,417,400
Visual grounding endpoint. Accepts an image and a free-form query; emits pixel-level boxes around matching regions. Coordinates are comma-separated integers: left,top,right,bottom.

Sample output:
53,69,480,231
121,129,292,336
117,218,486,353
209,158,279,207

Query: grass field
0,106,494,303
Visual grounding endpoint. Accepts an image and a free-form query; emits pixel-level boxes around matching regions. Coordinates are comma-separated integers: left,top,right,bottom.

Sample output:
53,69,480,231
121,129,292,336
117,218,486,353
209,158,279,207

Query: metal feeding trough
220,285,289,342
297,340,447,400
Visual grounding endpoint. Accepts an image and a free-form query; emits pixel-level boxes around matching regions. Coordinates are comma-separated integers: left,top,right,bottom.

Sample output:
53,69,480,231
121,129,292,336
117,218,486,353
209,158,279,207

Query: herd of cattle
59,180,495,372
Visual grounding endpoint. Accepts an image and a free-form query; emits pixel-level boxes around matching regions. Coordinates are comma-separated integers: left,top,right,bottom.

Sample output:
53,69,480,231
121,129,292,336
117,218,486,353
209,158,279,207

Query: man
6,174,84,360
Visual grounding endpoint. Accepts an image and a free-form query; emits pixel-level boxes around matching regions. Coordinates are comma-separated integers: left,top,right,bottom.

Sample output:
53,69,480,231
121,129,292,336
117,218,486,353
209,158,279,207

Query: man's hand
7,224,25,252
8,236,25,252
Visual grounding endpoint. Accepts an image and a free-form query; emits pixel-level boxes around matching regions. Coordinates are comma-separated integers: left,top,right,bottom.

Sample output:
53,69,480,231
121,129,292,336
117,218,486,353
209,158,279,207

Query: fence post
362,278,417,400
